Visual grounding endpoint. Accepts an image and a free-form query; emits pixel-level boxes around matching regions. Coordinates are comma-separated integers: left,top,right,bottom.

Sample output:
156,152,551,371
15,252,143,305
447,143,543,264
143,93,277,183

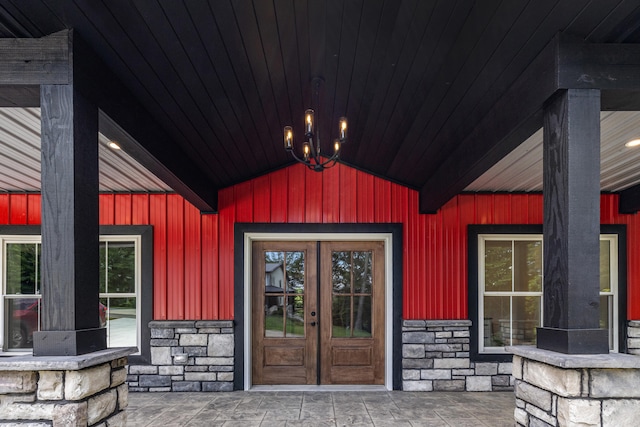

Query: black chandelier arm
288,147,307,164
315,151,340,168
288,144,340,172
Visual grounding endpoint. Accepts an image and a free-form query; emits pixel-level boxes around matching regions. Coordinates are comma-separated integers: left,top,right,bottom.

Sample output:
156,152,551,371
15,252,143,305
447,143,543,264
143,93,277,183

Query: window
469,225,626,361
99,237,140,348
480,236,543,352
0,226,152,363
3,237,41,350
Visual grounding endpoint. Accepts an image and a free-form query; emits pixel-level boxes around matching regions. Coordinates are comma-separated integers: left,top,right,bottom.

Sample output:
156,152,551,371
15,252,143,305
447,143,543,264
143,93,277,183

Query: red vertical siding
322,166,339,223
218,187,235,319
167,195,185,319
356,172,374,223
100,194,115,225
339,166,357,223
252,175,271,223
269,169,287,223
0,194,8,224
114,194,132,224
184,202,202,319
201,214,219,319
132,194,150,224
373,177,391,223
528,196,543,223
628,213,640,318
2,164,640,320
305,169,323,223
287,166,304,222
149,194,168,319
27,194,41,224
10,194,27,224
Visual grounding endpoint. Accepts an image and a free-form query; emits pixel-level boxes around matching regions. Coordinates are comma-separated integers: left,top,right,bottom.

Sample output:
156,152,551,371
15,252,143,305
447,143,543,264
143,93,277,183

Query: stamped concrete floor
126,390,515,426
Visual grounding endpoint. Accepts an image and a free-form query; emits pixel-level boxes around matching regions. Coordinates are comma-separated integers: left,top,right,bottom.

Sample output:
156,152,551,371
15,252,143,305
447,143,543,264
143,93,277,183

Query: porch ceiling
466,111,640,193
0,1,639,209
0,107,171,192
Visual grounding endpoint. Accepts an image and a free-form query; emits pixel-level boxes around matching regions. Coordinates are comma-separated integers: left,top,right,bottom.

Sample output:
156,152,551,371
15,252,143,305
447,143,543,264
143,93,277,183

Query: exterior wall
127,321,234,392
402,320,513,392
1,167,639,321
3,166,640,392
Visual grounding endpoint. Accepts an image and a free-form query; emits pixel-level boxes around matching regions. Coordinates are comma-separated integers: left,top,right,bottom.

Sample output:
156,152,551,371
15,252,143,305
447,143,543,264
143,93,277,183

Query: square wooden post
537,88,608,354
33,83,106,356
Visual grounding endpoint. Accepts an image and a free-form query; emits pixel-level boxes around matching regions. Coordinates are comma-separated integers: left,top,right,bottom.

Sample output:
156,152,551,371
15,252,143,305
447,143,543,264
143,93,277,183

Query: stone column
510,346,640,426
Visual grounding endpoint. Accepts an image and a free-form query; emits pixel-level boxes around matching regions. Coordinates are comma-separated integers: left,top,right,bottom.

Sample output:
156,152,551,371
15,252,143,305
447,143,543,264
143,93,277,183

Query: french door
251,241,385,385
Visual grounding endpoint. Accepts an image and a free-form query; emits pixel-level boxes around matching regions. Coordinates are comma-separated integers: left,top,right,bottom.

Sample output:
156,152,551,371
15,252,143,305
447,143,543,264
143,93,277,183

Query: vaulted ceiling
1,1,640,212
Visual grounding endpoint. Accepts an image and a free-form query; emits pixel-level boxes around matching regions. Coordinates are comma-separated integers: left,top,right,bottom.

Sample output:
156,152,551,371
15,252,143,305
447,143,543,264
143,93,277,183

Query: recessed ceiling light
108,141,121,150
625,139,640,148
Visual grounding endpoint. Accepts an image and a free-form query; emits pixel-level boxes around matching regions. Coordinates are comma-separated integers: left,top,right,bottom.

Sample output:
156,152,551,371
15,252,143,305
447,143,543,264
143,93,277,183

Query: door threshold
250,385,389,392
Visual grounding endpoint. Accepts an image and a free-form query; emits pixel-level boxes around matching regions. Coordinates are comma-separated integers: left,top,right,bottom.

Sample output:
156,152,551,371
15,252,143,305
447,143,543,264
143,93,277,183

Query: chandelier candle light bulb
284,126,293,151
339,117,347,141
305,109,314,136
303,142,310,161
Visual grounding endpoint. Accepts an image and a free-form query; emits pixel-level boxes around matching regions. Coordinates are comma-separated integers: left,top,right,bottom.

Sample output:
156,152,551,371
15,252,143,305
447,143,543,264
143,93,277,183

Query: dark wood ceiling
1,0,640,212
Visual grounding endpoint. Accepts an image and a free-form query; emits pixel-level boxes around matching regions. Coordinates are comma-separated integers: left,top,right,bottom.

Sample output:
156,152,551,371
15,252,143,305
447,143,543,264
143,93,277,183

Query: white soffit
0,107,172,192
466,111,640,193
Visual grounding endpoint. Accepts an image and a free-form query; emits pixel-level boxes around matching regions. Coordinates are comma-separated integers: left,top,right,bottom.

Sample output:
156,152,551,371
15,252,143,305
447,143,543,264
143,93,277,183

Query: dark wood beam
419,34,640,213
0,30,69,86
558,43,640,90
537,89,608,354
619,183,640,213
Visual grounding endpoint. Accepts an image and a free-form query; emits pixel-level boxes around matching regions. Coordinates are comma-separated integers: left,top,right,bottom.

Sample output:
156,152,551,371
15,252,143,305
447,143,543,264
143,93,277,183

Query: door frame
233,223,403,391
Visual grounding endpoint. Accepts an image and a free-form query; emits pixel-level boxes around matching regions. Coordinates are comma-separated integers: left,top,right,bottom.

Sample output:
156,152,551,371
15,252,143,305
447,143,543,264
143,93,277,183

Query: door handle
310,321,317,327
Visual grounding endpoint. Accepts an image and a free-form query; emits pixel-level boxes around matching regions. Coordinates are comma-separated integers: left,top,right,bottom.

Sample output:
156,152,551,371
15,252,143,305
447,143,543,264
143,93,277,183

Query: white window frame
0,234,142,353
0,236,42,352
99,235,142,352
478,233,619,354
600,234,619,352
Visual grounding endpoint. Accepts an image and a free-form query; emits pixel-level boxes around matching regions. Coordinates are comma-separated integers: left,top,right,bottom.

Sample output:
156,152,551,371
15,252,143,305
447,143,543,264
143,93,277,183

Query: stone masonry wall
127,320,234,392
512,349,640,426
402,320,513,392
628,320,640,355
0,356,129,426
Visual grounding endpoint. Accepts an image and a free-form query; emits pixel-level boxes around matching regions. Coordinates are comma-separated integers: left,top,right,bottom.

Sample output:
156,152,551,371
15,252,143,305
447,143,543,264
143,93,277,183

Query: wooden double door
252,241,385,385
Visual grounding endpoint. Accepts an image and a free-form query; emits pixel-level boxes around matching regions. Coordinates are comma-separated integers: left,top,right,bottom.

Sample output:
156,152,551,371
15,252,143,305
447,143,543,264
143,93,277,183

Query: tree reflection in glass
331,251,372,338
263,251,305,338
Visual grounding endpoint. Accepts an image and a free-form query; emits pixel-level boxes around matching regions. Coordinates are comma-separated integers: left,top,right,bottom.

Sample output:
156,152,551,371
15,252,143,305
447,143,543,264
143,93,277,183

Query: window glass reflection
5,297,39,349
263,250,304,338
484,241,512,292
6,243,40,295
331,250,373,338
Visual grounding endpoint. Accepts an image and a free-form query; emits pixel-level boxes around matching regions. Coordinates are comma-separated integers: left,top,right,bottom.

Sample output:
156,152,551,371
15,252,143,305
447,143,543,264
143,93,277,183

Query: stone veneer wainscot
402,320,513,391
628,320,640,355
127,320,234,392
0,347,134,427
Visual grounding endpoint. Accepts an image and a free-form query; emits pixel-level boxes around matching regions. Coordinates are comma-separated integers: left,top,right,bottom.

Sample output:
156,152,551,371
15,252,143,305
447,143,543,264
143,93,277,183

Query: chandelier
283,77,347,171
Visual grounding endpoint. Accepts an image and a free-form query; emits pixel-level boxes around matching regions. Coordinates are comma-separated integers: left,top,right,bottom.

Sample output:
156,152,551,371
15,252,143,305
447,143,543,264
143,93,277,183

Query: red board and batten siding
0,163,639,320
